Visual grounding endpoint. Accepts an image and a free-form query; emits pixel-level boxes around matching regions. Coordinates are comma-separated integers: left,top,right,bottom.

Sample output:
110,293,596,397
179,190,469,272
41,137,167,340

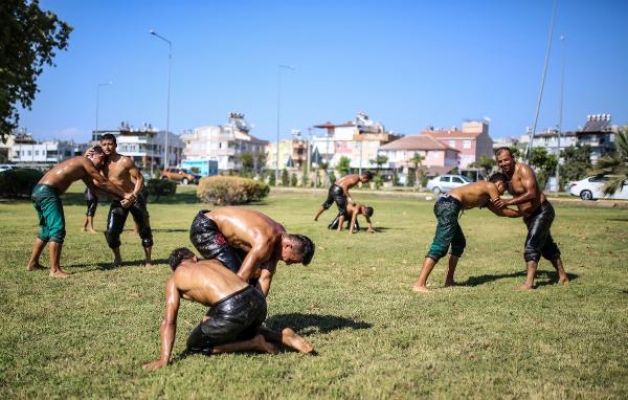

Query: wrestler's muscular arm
237,241,275,294
143,279,180,370
82,159,126,199
348,205,360,234
486,203,522,218
257,262,277,297
124,157,145,197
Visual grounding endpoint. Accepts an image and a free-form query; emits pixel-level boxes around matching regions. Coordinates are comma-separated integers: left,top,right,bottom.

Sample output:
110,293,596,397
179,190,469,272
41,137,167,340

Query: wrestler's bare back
335,174,361,192
172,260,248,307
449,181,500,209
209,208,284,254
39,156,104,194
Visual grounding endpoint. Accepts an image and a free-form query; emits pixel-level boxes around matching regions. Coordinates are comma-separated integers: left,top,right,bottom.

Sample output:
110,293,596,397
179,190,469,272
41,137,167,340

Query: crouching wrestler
328,203,375,234
142,247,315,370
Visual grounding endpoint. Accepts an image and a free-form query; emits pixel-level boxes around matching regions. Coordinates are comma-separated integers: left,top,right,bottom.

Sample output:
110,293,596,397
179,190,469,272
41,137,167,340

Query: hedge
196,176,269,205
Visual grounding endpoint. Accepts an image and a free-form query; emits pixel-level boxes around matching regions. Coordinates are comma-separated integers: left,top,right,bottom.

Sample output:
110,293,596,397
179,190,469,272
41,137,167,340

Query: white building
93,122,184,174
306,113,401,173
180,113,268,173
9,132,86,170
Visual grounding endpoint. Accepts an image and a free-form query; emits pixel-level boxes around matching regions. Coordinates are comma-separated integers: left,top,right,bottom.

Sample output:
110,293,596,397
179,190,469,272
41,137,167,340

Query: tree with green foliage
281,168,289,186
559,144,592,187
253,151,267,176
369,154,388,173
469,155,496,174
508,146,523,161
1,0,73,142
590,126,628,196
336,156,351,177
301,167,309,187
406,170,415,187
368,154,388,190
526,147,557,191
392,169,400,186
237,152,255,177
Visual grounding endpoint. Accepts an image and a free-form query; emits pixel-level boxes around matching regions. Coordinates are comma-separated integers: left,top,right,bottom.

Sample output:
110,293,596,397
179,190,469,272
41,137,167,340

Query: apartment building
180,113,268,173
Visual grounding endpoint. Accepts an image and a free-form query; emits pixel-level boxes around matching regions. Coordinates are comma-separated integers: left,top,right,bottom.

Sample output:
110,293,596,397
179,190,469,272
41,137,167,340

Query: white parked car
0,164,19,172
426,174,473,194
567,175,628,201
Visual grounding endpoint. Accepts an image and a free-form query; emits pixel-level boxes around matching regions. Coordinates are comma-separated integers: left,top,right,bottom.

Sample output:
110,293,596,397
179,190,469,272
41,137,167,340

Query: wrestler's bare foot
281,328,315,354
112,258,122,269
516,283,534,291
87,228,97,234
412,284,433,293
143,262,153,268
558,276,570,285
50,269,69,279
443,280,456,288
252,334,277,354
26,263,47,271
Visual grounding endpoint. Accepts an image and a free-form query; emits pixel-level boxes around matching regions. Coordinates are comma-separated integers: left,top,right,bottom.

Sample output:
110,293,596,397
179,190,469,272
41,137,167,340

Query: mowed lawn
1,184,627,399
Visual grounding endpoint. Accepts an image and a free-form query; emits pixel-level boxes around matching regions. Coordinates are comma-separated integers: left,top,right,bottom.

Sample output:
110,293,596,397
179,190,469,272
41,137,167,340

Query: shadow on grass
170,312,372,363
460,270,579,288
265,312,372,336
59,192,202,206
66,258,170,271
606,217,628,222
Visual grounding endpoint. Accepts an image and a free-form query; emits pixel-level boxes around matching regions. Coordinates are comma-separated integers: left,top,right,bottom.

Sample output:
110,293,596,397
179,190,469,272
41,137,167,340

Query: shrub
290,172,298,187
146,179,177,202
0,169,44,199
197,176,269,205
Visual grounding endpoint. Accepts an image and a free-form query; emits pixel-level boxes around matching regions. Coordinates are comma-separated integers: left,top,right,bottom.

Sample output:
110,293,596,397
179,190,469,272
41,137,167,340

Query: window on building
448,140,456,148
463,140,471,149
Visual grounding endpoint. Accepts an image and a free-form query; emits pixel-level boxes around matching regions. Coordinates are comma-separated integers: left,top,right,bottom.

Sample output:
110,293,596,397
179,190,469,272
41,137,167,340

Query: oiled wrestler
412,173,521,293
493,147,569,290
142,247,315,370
99,133,153,268
314,171,373,222
189,207,315,296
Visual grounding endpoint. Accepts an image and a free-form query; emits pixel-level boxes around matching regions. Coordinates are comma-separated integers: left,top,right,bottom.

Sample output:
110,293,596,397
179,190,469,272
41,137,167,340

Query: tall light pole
276,65,295,184
150,29,172,169
306,127,313,184
96,81,113,134
555,35,566,193
526,0,557,161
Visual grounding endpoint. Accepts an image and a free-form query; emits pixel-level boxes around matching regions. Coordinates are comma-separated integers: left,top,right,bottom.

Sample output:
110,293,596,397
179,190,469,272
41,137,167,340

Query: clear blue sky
19,0,628,144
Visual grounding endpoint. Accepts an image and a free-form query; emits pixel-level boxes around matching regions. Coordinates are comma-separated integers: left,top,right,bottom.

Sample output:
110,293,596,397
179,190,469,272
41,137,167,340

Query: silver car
426,174,472,194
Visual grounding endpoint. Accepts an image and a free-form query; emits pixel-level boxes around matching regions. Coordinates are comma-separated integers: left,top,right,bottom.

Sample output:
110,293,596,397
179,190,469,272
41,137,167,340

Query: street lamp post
276,65,295,184
150,29,172,169
306,127,313,184
555,35,566,194
95,81,113,134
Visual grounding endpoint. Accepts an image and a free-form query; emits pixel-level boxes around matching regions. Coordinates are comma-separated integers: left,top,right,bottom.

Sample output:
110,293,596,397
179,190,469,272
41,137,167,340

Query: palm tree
590,126,628,195
409,152,425,189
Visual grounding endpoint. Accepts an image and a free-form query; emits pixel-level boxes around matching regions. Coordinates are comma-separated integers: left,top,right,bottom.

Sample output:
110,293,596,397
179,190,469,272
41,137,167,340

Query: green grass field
1,184,627,399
